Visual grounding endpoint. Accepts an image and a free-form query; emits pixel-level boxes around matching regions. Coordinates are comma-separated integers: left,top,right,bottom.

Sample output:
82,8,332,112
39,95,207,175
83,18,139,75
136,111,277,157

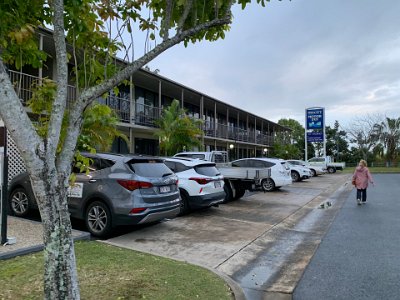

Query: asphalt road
293,174,400,300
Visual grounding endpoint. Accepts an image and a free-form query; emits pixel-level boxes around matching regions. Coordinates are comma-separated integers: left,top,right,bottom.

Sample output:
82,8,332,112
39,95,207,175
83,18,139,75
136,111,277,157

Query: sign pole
304,109,308,161
1,127,8,245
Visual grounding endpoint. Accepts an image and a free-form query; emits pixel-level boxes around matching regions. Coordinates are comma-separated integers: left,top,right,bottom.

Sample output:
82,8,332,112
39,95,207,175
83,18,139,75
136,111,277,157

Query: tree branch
162,0,174,41
50,0,69,170
177,0,193,33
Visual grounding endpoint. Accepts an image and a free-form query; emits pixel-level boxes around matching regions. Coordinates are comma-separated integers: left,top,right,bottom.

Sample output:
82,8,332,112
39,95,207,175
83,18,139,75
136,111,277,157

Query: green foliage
79,103,128,152
27,78,126,153
275,118,307,159
154,99,203,156
372,117,400,164
325,121,349,161
0,0,49,69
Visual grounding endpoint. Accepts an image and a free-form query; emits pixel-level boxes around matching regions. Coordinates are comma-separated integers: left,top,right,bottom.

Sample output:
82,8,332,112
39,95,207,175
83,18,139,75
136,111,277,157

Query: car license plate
214,181,221,188
160,185,170,193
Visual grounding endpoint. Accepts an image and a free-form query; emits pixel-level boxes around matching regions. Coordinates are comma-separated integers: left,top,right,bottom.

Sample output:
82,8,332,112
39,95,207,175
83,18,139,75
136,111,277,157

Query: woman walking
352,159,374,205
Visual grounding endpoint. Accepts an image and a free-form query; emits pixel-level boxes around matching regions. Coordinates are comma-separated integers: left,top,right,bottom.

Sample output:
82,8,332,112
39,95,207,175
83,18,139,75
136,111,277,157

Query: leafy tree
154,99,203,156
0,0,271,298
325,121,349,162
275,118,314,160
372,117,400,165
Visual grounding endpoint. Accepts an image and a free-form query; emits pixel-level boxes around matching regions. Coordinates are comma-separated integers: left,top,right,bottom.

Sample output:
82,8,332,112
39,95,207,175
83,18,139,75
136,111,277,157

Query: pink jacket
352,166,373,189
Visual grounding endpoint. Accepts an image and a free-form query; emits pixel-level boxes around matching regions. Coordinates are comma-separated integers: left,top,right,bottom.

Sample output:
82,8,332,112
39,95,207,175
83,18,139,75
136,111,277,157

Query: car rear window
175,153,205,159
128,159,174,177
194,165,220,176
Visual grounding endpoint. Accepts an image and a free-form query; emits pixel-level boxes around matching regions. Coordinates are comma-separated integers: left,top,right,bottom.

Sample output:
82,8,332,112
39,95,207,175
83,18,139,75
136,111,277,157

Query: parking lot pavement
103,173,352,298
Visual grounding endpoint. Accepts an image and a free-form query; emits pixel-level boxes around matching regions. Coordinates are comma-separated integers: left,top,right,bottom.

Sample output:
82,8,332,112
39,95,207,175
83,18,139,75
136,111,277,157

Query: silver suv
8,153,180,237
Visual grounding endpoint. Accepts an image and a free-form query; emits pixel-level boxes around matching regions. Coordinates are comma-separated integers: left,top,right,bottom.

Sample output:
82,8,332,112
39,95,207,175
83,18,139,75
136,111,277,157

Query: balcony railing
9,69,76,108
203,120,273,146
7,70,275,146
99,94,130,123
134,103,162,127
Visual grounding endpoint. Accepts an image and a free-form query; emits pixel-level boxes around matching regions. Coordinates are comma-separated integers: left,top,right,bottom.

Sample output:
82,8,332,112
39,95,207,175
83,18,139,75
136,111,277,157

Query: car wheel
85,201,112,238
310,169,317,177
9,188,31,217
327,167,336,173
179,190,191,215
261,178,275,192
291,171,300,182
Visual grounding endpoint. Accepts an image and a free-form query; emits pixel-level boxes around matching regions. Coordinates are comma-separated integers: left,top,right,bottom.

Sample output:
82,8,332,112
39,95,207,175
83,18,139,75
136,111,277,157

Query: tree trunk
32,174,80,299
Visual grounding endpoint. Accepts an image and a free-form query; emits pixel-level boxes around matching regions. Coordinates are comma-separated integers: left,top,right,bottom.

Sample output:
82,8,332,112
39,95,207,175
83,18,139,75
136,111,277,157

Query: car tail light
189,177,213,185
117,179,153,191
129,207,147,214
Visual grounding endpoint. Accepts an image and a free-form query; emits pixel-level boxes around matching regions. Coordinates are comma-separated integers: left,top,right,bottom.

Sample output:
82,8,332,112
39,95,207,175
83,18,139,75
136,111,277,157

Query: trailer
173,151,271,201
308,156,346,173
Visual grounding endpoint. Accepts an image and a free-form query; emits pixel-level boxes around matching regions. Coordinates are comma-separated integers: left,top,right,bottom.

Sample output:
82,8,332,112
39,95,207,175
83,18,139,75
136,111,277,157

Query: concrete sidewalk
0,216,90,260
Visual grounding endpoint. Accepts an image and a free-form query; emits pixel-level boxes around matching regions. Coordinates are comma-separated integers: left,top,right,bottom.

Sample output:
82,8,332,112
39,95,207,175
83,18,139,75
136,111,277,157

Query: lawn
0,241,233,300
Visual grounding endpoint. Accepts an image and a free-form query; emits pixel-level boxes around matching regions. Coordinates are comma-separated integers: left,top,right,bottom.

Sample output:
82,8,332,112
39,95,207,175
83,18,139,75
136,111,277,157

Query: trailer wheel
327,166,336,173
261,178,275,192
224,183,233,202
234,188,246,200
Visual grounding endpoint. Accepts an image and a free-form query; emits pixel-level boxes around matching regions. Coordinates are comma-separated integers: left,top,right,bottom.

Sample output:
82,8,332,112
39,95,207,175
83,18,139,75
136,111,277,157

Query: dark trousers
357,188,367,202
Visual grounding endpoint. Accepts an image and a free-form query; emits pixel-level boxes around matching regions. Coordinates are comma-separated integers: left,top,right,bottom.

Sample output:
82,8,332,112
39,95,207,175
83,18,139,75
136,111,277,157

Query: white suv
286,159,327,177
231,157,292,192
163,158,225,214
285,161,312,182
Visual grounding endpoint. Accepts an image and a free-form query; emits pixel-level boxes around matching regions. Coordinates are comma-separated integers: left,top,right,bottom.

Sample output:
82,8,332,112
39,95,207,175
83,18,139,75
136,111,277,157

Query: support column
214,102,217,138
130,76,135,124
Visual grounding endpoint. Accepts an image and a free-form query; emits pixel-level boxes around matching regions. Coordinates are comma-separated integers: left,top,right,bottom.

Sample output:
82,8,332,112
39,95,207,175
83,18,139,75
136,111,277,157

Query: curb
0,229,91,260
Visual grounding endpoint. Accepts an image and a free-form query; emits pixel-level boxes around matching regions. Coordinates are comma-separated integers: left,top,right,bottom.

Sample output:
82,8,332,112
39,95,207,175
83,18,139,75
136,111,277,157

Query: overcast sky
146,0,400,128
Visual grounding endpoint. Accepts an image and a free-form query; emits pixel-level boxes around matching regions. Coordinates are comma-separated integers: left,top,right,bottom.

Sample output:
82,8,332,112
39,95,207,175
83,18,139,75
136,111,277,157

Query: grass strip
0,241,233,300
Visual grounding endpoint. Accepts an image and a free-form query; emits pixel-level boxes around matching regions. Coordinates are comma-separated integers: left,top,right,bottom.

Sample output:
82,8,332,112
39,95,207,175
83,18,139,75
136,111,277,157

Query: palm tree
154,99,203,156
372,117,400,165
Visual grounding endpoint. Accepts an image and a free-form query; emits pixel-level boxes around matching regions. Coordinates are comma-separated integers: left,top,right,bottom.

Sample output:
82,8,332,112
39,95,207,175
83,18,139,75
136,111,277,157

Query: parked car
230,157,292,192
285,161,312,182
286,159,327,177
163,157,225,214
8,153,181,238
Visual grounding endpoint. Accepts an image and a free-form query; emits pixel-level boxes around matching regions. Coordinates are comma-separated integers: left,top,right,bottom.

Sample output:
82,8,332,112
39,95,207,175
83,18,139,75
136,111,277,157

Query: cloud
148,0,400,129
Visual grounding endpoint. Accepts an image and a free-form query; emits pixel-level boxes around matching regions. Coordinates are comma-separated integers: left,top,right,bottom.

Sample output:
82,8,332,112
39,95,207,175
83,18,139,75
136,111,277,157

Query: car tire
310,169,317,177
9,187,31,217
261,178,275,192
179,190,191,215
85,201,112,238
291,171,300,182
327,167,336,173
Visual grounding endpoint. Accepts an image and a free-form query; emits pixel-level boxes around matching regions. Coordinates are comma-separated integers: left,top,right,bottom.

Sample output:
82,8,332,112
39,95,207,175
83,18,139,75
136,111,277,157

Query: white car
286,161,312,182
163,157,225,214
286,159,327,177
231,157,292,192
